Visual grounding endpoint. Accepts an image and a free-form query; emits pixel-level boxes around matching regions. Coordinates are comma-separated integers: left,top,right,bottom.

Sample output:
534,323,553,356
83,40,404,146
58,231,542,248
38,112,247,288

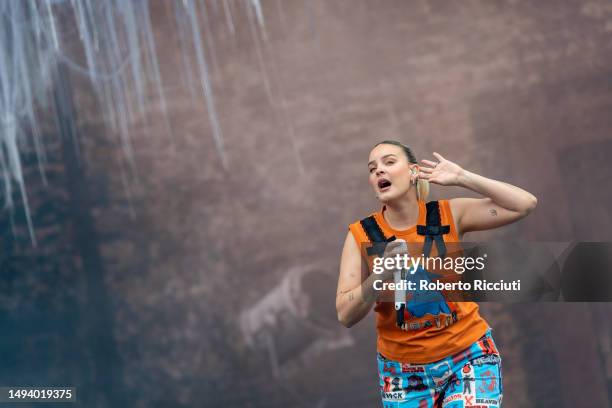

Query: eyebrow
368,154,397,167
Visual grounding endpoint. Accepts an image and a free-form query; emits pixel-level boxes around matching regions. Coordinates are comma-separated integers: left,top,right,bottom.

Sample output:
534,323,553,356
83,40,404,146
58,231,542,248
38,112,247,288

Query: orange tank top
348,199,490,364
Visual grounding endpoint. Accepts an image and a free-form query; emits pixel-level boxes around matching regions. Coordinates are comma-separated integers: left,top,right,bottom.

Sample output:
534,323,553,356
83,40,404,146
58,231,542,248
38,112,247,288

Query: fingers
394,238,407,249
385,241,402,251
387,239,407,251
419,172,440,184
420,159,438,168
432,152,445,161
384,239,408,256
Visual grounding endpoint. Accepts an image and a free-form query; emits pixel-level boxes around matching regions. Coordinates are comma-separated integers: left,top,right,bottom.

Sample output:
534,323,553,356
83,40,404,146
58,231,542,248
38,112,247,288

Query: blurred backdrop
0,0,611,407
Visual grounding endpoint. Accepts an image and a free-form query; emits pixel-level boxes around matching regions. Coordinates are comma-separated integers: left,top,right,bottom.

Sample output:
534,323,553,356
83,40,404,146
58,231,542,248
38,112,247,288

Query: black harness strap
360,216,396,257
416,201,451,258
360,216,404,326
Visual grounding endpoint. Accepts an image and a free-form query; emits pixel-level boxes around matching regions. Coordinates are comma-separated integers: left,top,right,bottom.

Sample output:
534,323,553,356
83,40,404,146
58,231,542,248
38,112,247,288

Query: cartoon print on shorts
446,373,461,394
477,333,499,355
377,331,503,407
384,361,399,374
391,376,402,392
429,360,453,387
383,376,392,392
381,376,407,402
404,375,428,393
478,369,497,394
470,354,501,367
462,363,476,396
401,362,426,373
417,398,429,408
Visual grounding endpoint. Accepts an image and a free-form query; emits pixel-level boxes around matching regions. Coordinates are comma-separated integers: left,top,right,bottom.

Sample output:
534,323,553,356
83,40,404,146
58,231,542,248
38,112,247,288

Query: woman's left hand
419,152,465,186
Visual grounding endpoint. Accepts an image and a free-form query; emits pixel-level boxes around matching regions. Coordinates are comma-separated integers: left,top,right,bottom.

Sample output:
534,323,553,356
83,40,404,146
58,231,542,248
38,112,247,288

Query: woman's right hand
378,239,409,282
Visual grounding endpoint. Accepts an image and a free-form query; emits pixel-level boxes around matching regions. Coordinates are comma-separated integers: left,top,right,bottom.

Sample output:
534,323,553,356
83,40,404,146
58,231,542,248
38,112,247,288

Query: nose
376,168,386,177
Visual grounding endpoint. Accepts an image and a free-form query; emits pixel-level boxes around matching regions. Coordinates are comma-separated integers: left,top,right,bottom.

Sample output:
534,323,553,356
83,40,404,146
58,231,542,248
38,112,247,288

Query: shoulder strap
359,216,396,257
360,215,404,327
417,201,450,258
416,202,459,323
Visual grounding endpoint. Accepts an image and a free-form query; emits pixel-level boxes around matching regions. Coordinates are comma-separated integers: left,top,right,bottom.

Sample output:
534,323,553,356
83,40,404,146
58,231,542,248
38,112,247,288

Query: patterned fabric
377,329,503,407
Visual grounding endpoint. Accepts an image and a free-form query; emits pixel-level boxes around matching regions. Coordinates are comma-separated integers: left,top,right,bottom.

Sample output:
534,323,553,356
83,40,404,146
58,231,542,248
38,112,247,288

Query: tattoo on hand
489,208,497,216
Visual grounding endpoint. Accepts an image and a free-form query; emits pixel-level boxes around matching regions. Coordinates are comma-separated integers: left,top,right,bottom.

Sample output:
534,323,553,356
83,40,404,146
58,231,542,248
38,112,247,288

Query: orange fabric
348,199,490,364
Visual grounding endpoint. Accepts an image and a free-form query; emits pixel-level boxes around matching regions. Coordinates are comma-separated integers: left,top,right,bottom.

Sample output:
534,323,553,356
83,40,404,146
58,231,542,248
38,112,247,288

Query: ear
410,165,419,183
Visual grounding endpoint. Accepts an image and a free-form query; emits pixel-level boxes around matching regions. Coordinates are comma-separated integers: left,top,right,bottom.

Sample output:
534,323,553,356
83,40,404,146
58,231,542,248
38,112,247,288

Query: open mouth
377,178,392,191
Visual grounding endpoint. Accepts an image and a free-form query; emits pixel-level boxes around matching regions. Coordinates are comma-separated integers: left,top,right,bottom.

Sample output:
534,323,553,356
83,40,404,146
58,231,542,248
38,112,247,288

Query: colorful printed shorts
377,329,503,407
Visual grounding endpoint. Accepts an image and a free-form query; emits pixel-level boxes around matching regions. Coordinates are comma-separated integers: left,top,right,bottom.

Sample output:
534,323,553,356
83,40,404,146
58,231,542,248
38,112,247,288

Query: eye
368,167,376,173
385,160,396,166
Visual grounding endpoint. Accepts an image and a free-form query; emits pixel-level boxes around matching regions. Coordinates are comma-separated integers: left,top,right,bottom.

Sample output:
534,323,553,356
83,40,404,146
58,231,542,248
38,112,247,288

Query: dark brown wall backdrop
1,1,612,407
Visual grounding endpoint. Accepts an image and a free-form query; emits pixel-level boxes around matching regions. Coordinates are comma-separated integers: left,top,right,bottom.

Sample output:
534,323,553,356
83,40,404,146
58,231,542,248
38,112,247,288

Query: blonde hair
375,140,430,201
416,178,430,201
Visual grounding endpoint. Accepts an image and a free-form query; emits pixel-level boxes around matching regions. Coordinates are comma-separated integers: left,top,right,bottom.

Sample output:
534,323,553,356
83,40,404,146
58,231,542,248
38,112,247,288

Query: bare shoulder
342,229,360,252
338,230,368,292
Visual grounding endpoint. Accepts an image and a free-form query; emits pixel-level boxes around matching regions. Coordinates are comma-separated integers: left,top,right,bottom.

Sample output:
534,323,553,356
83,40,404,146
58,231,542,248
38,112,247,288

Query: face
368,143,417,203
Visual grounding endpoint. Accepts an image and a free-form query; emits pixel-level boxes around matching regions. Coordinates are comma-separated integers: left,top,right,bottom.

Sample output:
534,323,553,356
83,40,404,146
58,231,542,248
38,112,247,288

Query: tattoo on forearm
489,208,497,216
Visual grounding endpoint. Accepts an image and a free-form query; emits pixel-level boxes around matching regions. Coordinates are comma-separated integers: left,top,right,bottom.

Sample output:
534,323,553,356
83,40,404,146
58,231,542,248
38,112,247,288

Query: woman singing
336,141,537,407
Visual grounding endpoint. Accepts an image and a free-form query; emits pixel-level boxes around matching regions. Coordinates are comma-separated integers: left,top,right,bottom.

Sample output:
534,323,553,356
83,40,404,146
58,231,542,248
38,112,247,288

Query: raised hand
418,152,465,186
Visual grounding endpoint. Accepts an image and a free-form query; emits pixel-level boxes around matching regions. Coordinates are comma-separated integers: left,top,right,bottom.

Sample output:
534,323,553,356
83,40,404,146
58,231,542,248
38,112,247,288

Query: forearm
336,272,382,328
458,170,537,213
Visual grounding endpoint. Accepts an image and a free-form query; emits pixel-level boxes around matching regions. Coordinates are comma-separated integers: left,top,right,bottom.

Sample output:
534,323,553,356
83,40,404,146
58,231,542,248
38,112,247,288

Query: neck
383,193,420,230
